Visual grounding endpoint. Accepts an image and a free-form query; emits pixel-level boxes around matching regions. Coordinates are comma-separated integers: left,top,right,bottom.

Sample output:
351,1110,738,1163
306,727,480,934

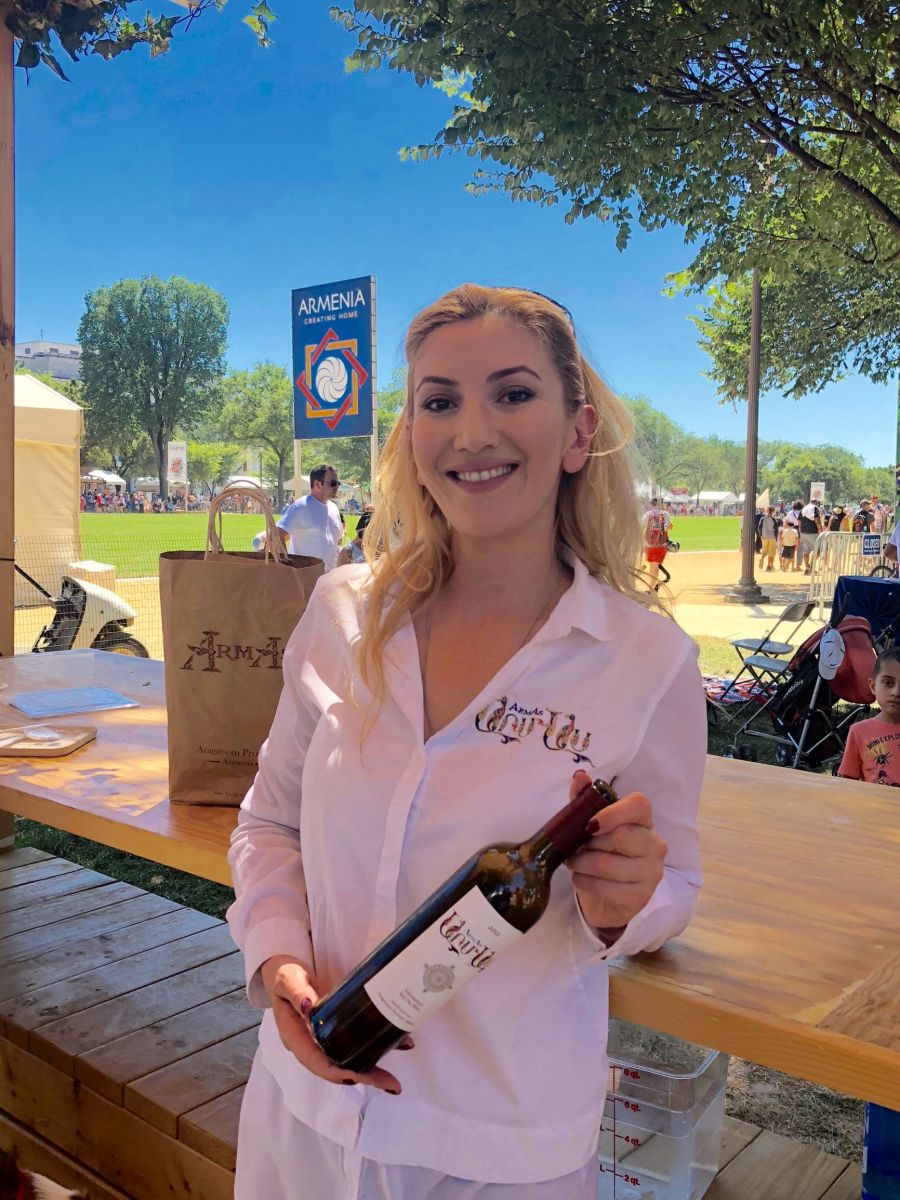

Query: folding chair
722,600,815,700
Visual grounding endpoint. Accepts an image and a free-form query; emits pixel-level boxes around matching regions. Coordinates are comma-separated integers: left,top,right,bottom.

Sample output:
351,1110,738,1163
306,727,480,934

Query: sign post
291,276,376,498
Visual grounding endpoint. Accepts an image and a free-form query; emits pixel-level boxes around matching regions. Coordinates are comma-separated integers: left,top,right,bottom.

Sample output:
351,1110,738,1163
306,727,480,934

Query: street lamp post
727,267,770,604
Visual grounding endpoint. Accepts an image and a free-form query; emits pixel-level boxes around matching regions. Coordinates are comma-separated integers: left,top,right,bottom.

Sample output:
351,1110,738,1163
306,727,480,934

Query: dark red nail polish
300,998,312,1016
386,1087,401,1095
342,1078,356,1085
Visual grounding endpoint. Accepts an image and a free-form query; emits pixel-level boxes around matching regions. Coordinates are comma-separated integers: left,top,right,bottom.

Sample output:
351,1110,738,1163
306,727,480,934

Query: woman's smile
446,461,519,491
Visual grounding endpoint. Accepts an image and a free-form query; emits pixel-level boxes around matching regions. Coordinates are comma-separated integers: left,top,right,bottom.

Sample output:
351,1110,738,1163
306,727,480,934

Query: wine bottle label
363,887,523,1032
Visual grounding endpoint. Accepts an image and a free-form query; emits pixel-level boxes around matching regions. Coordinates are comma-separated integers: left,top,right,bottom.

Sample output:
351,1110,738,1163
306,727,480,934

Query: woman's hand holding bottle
565,769,667,938
260,954,406,1094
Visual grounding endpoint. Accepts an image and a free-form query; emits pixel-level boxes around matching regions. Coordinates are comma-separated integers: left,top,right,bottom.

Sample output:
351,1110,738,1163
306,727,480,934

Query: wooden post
369,275,379,503
0,21,15,659
292,439,303,498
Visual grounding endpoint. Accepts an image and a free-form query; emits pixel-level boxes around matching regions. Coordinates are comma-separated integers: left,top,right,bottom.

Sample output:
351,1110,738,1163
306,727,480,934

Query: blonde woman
227,285,705,1199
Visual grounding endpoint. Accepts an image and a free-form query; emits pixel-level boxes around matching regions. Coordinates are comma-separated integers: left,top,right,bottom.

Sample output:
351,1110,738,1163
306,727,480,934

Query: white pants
235,1055,602,1200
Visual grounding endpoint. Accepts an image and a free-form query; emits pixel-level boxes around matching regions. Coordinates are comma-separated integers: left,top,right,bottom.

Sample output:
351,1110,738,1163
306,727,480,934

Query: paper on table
8,687,138,718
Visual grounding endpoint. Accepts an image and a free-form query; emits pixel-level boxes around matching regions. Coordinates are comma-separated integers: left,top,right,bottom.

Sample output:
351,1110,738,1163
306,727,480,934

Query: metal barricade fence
807,531,887,621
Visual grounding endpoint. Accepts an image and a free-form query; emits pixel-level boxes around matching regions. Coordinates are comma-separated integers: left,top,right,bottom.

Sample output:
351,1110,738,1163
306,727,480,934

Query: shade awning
82,469,126,487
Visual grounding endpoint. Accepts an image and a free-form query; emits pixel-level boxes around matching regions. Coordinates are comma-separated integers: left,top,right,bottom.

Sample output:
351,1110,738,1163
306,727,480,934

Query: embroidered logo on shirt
475,695,595,765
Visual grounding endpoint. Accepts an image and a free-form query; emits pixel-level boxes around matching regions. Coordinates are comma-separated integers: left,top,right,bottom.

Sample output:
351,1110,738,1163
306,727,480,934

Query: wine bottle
310,777,619,1073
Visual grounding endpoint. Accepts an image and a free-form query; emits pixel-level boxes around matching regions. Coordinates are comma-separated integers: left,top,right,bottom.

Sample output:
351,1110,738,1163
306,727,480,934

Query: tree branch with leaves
4,0,275,78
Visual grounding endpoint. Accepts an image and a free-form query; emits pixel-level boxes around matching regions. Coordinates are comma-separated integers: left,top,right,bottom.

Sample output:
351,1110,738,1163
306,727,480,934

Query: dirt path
665,550,813,606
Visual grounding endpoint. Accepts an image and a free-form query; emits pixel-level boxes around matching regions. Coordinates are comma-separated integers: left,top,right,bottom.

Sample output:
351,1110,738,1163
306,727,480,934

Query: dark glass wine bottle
310,778,619,1073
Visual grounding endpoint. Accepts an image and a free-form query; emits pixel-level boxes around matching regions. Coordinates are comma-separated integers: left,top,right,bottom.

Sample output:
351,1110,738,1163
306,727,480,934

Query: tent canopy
14,374,83,605
15,373,82,448
83,468,126,487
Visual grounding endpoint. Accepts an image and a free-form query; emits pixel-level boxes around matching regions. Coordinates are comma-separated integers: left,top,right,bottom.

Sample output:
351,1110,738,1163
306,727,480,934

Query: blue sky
14,1,895,465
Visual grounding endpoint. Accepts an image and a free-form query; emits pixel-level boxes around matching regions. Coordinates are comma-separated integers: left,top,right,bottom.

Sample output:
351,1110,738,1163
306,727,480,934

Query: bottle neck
530,780,618,871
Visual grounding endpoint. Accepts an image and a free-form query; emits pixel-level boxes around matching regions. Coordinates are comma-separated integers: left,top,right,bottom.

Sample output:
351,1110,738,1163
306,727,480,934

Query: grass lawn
81,512,733,578
80,512,360,577
694,635,744,678
669,515,740,552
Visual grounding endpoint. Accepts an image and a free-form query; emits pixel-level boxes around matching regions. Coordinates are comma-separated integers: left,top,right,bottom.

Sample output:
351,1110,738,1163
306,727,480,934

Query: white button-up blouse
226,554,705,1185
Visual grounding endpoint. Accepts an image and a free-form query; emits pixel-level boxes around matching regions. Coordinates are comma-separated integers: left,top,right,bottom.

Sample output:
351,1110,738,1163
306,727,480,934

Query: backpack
646,510,668,547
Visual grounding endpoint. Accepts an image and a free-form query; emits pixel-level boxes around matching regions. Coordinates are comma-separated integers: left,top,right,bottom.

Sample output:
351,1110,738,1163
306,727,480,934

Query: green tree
621,396,691,495
186,442,243,497
339,1,899,393
767,444,865,505
678,435,729,504
860,466,895,503
78,275,228,500
7,0,274,77
218,363,295,510
690,269,899,402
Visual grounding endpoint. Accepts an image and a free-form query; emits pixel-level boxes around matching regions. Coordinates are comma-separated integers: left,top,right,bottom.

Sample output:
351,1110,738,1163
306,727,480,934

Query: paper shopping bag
159,483,323,805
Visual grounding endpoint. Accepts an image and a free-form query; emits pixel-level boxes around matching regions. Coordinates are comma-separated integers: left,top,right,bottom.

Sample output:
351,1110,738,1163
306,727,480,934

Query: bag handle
204,484,289,564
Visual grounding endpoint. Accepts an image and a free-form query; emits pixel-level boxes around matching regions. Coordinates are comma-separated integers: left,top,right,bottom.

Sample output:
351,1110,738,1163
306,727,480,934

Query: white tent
691,490,741,514
14,374,83,605
83,467,126,488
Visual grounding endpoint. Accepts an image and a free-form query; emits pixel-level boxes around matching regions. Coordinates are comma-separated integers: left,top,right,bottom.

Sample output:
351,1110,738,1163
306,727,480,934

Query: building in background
15,340,82,381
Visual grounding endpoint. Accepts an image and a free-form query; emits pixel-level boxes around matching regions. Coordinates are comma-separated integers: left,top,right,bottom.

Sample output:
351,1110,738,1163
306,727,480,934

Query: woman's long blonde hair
360,284,651,702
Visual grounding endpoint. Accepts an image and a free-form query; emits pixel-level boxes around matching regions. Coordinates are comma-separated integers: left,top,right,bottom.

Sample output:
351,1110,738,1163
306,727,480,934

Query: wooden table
1,650,899,1112
0,651,234,885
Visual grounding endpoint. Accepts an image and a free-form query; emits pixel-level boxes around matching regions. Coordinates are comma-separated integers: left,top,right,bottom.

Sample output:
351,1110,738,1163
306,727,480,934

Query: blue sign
291,276,375,439
863,533,881,556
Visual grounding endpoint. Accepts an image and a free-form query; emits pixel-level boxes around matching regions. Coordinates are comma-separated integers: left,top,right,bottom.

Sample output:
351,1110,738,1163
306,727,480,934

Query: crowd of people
754,494,894,575
80,489,204,513
637,492,896,586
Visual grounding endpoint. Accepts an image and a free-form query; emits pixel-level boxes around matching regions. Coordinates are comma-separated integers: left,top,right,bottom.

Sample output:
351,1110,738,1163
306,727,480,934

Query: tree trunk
151,430,168,500
276,456,286,512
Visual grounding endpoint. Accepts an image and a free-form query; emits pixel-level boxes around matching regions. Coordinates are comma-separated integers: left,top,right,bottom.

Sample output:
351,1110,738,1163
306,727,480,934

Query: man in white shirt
277,464,343,570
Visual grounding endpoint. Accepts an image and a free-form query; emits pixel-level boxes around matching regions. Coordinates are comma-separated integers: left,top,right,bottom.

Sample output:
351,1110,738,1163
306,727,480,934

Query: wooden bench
0,847,258,1200
0,848,861,1200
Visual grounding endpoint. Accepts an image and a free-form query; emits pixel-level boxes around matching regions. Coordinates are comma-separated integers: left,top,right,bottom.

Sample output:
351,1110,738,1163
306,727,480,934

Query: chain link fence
14,514,266,658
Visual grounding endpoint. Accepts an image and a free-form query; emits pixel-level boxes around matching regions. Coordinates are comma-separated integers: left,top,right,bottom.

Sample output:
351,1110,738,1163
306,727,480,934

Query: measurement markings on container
599,1164,642,1188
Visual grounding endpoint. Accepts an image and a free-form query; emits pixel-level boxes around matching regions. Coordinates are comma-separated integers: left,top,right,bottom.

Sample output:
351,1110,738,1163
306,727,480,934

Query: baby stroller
727,611,876,769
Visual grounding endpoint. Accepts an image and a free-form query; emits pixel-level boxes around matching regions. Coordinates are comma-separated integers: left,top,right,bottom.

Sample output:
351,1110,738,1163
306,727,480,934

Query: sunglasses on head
493,286,574,327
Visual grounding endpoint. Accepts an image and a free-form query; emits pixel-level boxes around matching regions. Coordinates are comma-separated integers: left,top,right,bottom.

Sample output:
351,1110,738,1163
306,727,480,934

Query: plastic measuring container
598,1020,729,1200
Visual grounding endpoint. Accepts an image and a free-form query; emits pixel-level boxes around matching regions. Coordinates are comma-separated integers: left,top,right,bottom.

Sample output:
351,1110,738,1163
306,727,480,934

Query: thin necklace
420,571,566,740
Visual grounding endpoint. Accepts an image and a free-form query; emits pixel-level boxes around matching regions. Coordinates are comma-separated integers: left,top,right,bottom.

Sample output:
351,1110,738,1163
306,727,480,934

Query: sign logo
181,630,285,673
295,328,370,432
863,534,882,556
291,276,375,440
